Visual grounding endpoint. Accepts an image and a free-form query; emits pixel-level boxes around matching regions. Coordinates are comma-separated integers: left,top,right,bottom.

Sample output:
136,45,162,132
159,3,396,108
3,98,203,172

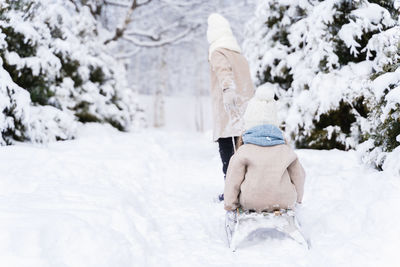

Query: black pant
217,137,238,179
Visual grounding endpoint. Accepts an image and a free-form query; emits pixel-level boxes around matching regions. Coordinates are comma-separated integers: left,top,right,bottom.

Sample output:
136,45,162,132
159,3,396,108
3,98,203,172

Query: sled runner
225,208,310,251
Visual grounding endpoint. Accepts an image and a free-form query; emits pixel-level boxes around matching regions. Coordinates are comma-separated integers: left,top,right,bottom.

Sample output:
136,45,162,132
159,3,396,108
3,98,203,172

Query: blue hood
242,124,285,147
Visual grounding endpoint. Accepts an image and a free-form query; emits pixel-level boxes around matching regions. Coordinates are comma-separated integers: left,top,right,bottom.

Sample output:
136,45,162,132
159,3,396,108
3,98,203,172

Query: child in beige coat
224,84,305,212
207,13,255,202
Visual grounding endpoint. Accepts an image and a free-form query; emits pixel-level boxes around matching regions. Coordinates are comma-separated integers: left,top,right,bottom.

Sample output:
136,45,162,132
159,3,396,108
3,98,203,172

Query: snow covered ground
0,124,399,267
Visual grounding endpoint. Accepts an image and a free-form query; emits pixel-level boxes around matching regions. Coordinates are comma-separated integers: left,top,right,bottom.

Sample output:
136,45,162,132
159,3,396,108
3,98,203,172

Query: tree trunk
154,46,167,128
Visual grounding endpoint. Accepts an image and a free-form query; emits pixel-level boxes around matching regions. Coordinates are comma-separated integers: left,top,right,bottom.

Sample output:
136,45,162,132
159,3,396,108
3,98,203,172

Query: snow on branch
115,47,141,59
104,0,131,7
159,0,203,8
122,24,197,47
125,28,160,40
104,0,153,45
125,21,182,41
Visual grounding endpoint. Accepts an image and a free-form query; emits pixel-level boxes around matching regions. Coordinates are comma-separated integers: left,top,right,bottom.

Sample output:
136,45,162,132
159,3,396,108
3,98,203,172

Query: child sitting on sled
224,84,305,213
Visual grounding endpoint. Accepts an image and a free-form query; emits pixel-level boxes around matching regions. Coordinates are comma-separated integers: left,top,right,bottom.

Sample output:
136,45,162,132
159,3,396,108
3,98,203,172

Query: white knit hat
243,83,279,130
207,13,241,61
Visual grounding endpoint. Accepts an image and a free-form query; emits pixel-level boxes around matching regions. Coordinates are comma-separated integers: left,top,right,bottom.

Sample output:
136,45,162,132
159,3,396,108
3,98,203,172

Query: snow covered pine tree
244,0,400,174
0,0,140,145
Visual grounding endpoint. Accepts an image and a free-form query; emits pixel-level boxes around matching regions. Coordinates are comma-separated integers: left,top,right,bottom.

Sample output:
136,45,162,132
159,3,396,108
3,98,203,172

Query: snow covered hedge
244,0,400,173
0,0,140,145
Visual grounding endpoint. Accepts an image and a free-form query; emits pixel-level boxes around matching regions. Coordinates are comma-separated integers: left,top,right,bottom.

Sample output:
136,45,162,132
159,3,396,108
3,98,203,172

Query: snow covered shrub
244,0,400,173
358,35,400,172
244,0,308,91
0,0,140,144
343,23,400,174
244,0,398,151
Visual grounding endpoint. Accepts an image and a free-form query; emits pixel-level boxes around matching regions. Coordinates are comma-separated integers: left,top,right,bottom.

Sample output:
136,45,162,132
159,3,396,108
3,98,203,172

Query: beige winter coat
209,48,255,141
224,143,305,212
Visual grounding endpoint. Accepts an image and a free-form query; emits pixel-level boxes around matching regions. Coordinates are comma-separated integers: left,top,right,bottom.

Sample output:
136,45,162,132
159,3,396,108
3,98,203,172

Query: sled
225,208,310,251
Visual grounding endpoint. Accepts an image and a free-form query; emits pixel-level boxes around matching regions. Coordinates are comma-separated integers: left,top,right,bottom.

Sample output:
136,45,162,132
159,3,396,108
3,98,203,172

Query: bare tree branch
104,0,152,45
159,0,203,8
68,0,80,12
122,24,198,47
104,0,244,50
125,28,159,40
115,47,141,59
69,0,103,18
125,21,182,41
104,0,130,7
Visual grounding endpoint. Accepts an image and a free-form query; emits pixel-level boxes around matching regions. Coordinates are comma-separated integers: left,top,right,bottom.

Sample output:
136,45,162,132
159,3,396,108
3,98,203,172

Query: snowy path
0,124,399,267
